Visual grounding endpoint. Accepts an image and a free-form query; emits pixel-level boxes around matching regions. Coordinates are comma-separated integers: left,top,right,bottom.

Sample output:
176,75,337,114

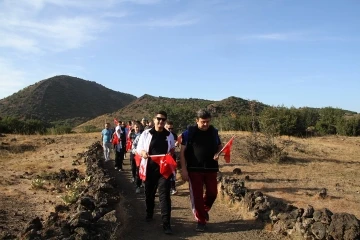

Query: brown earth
0,132,359,239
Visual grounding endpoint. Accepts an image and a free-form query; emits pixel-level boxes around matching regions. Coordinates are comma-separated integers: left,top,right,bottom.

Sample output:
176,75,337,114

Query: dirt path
107,158,286,240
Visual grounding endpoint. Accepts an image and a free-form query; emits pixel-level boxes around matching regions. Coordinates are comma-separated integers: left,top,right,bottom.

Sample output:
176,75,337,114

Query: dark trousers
130,153,142,187
145,166,171,224
130,153,137,179
188,172,218,224
115,149,124,169
170,174,176,190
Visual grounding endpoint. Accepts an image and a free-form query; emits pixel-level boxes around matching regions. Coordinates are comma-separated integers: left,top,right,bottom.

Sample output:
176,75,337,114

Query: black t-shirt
147,128,170,171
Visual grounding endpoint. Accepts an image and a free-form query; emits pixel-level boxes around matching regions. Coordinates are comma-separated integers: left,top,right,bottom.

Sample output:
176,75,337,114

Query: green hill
75,94,267,131
0,75,137,126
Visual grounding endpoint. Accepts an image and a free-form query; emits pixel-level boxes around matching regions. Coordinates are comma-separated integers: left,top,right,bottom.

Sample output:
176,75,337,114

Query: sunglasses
156,117,167,122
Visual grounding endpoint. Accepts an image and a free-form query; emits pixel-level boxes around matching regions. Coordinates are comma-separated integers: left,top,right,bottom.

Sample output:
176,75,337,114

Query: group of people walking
101,109,223,234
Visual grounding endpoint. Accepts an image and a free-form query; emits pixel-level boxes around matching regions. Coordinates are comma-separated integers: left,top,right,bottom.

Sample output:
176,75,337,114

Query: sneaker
145,214,153,222
195,223,206,232
114,167,118,170
205,211,209,221
118,169,122,172
131,177,135,183
135,187,140,194
170,189,177,195
163,223,172,235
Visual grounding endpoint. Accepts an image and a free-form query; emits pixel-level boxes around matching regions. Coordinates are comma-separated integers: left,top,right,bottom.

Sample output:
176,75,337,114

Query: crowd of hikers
101,109,233,235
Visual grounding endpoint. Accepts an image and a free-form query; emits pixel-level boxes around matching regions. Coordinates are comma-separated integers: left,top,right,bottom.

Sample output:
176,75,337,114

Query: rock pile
218,175,360,240
20,141,121,240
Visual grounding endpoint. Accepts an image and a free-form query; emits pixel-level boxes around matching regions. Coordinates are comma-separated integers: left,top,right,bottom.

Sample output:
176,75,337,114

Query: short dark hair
166,120,174,125
196,109,211,119
156,110,167,119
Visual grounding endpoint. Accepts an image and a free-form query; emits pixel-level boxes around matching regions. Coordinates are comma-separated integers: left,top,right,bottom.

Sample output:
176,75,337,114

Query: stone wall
21,142,121,240
218,174,360,240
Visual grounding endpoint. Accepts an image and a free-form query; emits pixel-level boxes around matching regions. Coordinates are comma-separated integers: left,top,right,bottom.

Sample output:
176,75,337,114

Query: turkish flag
139,158,147,181
114,118,119,125
112,134,120,145
150,154,177,179
126,139,132,151
220,136,234,163
134,153,141,167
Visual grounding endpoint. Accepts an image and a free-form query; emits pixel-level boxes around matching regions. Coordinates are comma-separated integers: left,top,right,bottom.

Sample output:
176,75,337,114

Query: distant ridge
0,75,137,125
75,94,268,130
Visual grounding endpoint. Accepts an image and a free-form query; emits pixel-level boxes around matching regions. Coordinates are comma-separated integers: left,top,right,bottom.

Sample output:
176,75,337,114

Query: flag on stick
114,118,119,125
219,136,235,163
150,154,177,179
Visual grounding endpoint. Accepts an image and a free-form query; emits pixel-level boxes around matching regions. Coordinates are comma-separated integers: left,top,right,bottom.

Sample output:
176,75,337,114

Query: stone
311,222,327,240
313,208,333,224
80,197,96,211
24,217,43,233
302,205,314,218
328,213,360,240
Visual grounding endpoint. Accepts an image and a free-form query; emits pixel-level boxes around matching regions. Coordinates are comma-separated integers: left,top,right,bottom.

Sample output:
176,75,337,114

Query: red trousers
188,172,218,224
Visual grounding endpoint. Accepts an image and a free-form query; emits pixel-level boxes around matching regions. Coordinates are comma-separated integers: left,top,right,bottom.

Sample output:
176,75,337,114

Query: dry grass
219,131,360,219
0,132,100,230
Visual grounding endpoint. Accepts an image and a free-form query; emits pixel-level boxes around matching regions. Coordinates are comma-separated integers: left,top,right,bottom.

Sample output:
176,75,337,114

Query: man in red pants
179,109,222,232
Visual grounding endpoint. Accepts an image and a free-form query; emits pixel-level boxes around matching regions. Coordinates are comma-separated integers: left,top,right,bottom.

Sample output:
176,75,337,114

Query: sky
0,0,359,112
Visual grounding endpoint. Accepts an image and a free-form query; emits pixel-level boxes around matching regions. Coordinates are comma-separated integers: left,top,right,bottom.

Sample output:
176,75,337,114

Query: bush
82,125,99,133
46,125,72,135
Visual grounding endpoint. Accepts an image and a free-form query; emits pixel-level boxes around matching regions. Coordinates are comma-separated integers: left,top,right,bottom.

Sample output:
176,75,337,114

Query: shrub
31,178,45,189
46,125,72,135
82,125,99,133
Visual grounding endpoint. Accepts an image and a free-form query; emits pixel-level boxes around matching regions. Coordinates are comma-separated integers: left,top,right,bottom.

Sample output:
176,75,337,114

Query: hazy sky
1,0,359,112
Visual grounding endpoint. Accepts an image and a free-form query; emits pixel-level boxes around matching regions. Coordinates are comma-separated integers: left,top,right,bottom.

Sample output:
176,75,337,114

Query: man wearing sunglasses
136,111,176,234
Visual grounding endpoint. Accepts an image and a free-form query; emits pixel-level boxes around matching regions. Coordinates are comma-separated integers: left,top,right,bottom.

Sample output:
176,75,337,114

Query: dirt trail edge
109,159,285,240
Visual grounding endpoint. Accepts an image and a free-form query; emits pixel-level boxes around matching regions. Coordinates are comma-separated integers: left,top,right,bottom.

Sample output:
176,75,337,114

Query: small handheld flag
219,136,235,163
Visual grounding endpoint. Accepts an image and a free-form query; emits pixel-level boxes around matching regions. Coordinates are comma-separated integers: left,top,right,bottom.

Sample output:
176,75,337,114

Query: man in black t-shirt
180,109,222,232
136,111,175,235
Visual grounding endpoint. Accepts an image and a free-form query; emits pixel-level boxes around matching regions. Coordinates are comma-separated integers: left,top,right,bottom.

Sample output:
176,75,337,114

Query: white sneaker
135,187,140,194
170,189,177,195
115,167,118,170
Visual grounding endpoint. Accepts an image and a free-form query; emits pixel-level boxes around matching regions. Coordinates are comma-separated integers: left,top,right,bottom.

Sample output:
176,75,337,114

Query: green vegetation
81,125,100,133
1,76,359,137
0,116,74,135
31,178,45,189
58,177,90,205
78,94,359,137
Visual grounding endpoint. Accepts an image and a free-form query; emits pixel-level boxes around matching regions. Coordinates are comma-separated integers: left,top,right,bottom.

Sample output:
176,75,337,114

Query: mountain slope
75,94,266,130
0,75,137,125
